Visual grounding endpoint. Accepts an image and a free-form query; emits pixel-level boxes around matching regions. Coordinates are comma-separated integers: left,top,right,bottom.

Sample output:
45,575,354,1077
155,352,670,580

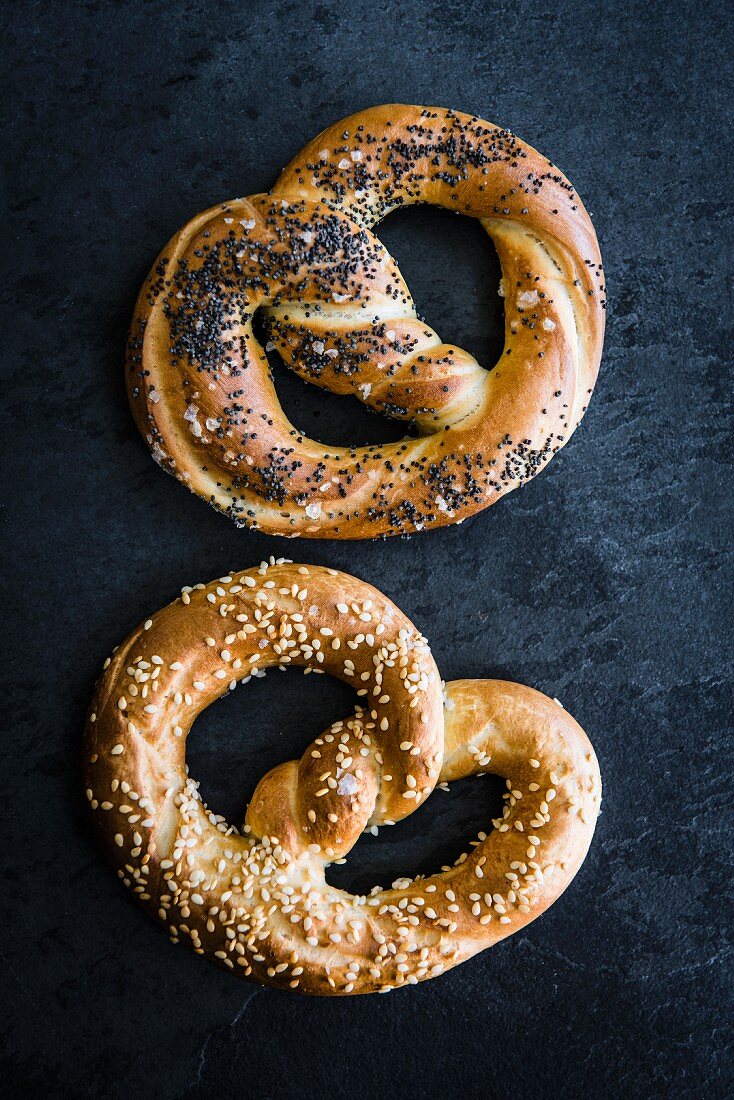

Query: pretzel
127,104,605,538
84,561,601,994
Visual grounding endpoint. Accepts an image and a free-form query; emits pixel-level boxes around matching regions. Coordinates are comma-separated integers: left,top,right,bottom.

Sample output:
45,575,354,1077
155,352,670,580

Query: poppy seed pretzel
84,561,601,994
127,104,605,538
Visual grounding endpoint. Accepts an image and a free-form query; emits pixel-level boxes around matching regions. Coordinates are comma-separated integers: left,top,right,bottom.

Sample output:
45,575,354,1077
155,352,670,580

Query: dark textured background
3,0,732,1096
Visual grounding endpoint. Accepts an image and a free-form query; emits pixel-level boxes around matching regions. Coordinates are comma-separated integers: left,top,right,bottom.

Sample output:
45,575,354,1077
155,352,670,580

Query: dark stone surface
2,0,732,1096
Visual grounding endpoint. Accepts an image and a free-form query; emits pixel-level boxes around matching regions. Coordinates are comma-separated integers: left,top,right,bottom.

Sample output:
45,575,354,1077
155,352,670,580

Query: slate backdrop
3,0,732,1096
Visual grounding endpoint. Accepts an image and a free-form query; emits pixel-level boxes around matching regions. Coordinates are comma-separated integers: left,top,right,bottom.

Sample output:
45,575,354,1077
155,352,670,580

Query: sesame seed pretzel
127,104,605,538
84,561,601,994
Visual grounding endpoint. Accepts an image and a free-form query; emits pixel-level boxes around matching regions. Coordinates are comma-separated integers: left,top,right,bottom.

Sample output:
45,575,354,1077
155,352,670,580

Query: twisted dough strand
127,104,605,537
84,562,601,994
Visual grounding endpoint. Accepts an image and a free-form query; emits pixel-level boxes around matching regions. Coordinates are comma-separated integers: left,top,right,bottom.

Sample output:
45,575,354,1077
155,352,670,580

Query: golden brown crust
84,562,601,994
127,104,605,538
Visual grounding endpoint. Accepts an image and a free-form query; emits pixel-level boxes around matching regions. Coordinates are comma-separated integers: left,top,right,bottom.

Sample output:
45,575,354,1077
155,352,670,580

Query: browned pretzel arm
84,563,601,995
127,104,604,538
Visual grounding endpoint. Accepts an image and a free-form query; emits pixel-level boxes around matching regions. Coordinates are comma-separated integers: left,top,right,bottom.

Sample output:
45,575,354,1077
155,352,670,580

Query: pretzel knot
84,562,601,995
127,104,605,539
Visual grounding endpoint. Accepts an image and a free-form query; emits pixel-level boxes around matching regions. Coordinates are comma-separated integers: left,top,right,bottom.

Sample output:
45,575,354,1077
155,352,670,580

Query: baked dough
84,561,601,993
127,104,605,538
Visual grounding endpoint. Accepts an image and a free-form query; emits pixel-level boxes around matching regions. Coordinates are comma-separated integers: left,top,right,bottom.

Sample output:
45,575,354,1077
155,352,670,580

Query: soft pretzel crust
84,562,601,994
127,104,605,538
